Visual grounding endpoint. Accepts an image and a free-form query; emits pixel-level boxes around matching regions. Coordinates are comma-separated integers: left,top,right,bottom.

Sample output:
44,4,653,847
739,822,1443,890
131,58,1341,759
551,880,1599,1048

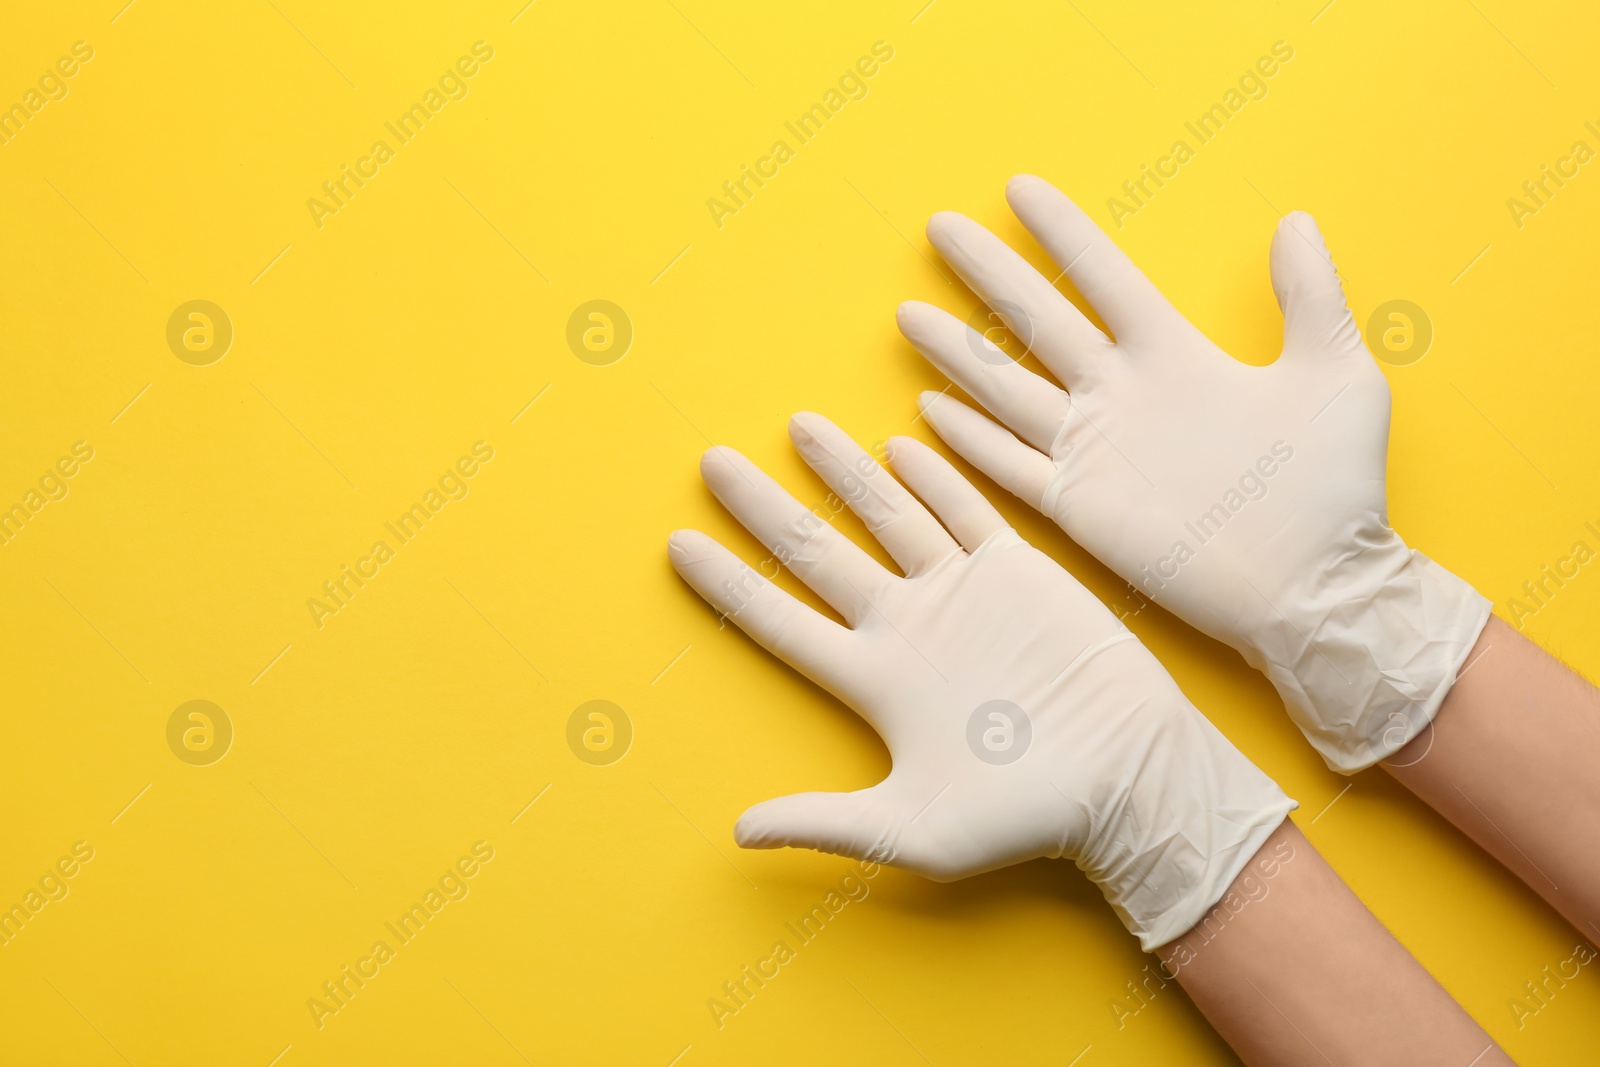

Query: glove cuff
1253,547,1491,774
1067,644,1298,951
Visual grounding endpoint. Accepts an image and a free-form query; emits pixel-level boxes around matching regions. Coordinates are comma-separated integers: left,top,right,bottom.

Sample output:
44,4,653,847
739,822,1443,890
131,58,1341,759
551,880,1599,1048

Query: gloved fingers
734,786,894,861
667,529,853,678
1005,174,1188,344
700,445,891,626
916,391,1054,510
922,210,1114,390
897,300,1070,453
787,412,961,578
1268,211,1361,358
885,436,1010,552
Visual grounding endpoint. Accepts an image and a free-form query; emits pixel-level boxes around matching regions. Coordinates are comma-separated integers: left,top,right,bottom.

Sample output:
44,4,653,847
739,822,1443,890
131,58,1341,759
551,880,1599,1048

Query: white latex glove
668,412,1294,950
897,175,1491,774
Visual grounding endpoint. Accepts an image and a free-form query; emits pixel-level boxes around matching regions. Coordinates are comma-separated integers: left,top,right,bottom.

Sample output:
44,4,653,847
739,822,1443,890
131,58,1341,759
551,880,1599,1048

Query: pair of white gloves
667,176,1490,950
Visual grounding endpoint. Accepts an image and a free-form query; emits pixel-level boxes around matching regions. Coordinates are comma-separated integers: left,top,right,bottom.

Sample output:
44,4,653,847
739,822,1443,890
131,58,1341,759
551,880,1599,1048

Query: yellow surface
2,1,1598,1063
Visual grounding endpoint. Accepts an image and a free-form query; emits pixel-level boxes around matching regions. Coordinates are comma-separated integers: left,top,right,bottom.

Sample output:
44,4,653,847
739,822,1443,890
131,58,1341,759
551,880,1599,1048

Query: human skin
1383,615,1600,939
1162,819,1513,1067
1165,618,1600,1067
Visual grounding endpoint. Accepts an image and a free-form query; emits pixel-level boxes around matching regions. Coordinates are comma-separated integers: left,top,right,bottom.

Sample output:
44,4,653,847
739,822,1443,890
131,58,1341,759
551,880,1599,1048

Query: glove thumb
734,788,895,863
1270,211,1361,359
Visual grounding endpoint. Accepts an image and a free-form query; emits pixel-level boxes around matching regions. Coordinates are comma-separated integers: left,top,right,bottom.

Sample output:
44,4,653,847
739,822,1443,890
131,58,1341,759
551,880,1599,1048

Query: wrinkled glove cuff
1256,549,1491,774
1067,652,1298,950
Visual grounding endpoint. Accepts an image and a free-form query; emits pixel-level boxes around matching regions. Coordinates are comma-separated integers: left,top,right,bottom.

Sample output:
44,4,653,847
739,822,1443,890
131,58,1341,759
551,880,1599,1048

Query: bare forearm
1383,615,1600,936
1161,820,1509,1067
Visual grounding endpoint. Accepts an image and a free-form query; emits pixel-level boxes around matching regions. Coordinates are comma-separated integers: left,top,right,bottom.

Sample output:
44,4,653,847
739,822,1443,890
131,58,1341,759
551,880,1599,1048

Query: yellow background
2,0,1598,1063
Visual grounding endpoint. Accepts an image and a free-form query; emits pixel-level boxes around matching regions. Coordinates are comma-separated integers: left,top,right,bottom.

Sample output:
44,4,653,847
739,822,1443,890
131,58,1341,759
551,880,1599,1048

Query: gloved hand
668,412,1294,950
897,175,1491,774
